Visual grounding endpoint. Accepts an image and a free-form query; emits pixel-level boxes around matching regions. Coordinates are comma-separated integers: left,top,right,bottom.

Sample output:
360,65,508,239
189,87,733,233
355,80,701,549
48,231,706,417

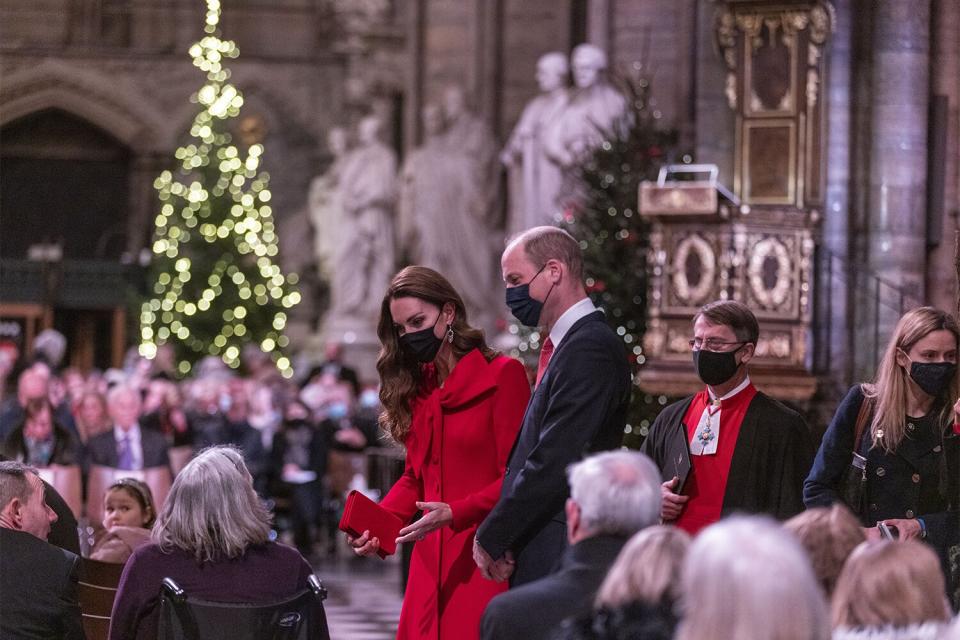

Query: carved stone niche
637,167,818,402
716,0,834,209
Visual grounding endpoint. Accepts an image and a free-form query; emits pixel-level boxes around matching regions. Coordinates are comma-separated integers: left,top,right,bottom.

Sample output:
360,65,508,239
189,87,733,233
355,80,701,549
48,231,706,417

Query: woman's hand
879,518,922,541
396,501,453,544
346,529,381,557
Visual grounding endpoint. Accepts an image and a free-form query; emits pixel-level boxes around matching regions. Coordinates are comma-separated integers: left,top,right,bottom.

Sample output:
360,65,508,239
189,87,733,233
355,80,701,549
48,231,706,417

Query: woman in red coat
347,266,530,640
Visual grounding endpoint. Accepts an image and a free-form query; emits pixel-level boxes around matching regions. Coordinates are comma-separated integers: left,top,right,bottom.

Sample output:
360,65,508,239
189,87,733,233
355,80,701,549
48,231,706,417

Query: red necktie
536,337,554,387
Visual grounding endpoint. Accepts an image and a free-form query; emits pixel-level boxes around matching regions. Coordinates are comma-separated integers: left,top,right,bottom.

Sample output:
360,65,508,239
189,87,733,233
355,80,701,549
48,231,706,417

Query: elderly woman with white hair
108,446,313,640
675,515,830,640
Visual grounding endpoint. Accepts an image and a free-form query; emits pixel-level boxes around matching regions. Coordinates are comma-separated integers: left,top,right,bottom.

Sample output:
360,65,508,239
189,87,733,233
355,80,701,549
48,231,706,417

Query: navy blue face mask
505,265,554,327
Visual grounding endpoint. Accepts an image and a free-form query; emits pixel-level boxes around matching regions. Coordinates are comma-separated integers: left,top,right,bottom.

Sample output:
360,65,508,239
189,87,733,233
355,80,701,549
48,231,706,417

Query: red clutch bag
338,490,403,559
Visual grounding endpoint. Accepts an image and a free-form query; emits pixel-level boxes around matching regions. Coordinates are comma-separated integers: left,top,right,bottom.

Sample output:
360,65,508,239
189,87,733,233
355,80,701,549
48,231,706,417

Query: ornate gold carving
754,332,792,359
671,234,717,307
747,236,793,310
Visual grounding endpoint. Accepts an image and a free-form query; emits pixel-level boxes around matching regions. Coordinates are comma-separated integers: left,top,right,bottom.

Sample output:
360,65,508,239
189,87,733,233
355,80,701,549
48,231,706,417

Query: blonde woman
804,307,959,584
676,516,830,640
108,446,313,640
832,540,951,638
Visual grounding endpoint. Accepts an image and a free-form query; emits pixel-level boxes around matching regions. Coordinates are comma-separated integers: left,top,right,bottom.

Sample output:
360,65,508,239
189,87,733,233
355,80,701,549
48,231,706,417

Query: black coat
640,389,814,521
86,427,170,469
804,385,960,555
480,534,628,640
3,421,81,467
0,528,84,639
476,311,631,586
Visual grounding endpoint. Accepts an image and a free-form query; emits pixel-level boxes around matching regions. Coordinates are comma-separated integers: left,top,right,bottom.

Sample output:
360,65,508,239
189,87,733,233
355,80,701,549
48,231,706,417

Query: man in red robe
640,300,814,534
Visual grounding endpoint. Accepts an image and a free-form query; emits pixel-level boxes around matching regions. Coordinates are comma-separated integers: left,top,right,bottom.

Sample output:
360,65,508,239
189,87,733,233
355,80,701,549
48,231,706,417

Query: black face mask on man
506,264,555,327
906,359,957,397
692,344,745,387
399,313,444,363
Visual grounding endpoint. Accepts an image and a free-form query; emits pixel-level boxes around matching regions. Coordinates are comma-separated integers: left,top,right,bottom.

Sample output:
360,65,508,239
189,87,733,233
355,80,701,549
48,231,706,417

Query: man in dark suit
640,300,814,535
0,453,79,554
87,384,169,469
480,451,662,640
0,460,85,639
474,226,631,585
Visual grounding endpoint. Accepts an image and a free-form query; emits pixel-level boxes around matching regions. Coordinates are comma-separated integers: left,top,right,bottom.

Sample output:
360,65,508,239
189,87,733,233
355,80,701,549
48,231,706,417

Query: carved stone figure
399,103,497,332
543,44,628,170
501,52,570,235
308,126,350,277
327,115,396,324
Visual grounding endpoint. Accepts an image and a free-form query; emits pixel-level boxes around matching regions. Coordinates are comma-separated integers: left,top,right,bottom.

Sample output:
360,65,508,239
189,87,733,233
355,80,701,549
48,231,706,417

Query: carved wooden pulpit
637,0,833,402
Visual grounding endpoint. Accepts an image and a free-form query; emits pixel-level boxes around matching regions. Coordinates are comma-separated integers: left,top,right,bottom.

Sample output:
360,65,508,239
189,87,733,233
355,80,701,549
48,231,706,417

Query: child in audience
89,478,156,563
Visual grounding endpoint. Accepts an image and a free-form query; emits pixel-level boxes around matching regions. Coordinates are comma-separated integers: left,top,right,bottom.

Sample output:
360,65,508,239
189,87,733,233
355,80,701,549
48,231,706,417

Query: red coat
380,349,530,640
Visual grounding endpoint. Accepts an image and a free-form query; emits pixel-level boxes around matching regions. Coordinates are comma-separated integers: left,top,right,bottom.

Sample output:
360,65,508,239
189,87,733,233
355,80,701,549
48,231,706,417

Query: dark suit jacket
476,310,631,585
3,421,82,467
0,528,85,639
640,389,814,521
86,427,170,469
480,534,628,640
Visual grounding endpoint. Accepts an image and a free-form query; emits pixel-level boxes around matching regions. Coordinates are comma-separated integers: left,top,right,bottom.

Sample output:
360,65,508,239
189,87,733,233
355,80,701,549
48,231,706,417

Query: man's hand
473,539,514,581
661,476,689,522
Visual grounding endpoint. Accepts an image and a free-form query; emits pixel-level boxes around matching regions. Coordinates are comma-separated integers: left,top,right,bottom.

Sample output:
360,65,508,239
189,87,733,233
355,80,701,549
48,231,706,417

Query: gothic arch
0,60,169,154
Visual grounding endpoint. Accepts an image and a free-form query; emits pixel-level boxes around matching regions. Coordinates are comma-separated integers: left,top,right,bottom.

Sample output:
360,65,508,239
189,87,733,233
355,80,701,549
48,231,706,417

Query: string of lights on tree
508,64,684,447
139,0,299,377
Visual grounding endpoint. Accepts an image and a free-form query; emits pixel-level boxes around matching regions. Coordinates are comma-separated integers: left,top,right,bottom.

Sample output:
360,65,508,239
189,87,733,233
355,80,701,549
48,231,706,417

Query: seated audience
3,397,81,466
0,365,79,441
480,450,662,640
140,379,192,447
89,478,156,563
87,384,169,470
556,525,690,640
109,446,314,640
676,515,830,640
0,460,84,639
785,504,866,597
74,389,112,443
832,540,951,639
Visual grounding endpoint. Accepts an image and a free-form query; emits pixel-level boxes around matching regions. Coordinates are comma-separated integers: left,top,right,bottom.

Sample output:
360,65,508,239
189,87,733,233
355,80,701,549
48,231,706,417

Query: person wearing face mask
805,306,959,592
474,226,632,587
640,300,814,535
346,266,529,640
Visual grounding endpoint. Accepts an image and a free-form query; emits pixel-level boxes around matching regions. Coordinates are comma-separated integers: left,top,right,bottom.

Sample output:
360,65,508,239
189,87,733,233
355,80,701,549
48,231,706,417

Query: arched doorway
0,108,134,370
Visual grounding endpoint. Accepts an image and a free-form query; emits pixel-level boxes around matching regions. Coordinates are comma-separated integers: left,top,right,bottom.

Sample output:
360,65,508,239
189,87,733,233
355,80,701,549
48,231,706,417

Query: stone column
820,0,854,383
926,0,960,314
866,0,930,300
695,1,735,188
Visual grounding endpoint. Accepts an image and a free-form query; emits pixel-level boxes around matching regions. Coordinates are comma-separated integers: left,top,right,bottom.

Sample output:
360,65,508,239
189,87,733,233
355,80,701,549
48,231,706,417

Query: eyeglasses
688,338,746,352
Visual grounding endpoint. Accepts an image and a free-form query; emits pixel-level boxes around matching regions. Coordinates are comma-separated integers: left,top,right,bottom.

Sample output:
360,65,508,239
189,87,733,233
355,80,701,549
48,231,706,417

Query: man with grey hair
87,383,169,470
0,460,84,638
480,451,662,640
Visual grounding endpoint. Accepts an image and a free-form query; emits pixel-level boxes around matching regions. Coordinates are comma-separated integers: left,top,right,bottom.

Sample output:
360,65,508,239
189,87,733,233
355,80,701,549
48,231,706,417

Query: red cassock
379,349,530,640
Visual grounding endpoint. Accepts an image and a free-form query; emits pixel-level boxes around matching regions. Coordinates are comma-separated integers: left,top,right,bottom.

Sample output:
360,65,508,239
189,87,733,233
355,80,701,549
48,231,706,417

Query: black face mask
908,361,956,397
399,314,444,363
693,345,744,387
506,265,554,327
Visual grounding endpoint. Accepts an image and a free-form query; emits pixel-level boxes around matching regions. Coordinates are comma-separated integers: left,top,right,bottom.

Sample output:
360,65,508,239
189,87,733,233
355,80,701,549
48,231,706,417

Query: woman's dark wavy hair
376,266,496,442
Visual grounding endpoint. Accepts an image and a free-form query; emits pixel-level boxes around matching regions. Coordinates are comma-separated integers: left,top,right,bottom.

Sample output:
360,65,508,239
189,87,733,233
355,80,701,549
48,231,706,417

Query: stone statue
501,52,570,236
399,103,497,332
543,44,628,170
308,126,350,277
326,115,396,324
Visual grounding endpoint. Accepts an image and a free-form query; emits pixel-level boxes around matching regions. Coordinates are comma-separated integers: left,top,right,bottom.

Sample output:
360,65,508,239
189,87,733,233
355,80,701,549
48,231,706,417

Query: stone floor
312,553,404,640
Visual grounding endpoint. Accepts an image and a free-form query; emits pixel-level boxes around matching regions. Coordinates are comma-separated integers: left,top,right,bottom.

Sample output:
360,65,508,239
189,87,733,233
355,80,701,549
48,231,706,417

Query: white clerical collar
549,297,596,348
707,376,752,404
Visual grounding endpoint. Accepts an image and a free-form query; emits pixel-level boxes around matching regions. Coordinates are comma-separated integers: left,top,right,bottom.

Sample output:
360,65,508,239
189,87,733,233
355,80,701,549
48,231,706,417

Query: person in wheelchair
109,446,315,640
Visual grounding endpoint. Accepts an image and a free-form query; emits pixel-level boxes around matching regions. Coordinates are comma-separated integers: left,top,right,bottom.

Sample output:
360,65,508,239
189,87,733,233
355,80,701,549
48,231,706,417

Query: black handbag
838,392,872,518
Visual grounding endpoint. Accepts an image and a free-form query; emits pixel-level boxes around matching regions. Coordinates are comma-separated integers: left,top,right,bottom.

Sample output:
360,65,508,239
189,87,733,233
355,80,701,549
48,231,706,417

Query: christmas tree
138,0,299,377
560,70,679,447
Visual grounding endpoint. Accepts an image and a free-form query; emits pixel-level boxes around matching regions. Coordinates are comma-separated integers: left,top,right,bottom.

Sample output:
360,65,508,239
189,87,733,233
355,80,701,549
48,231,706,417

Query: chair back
156,576,330,640
168,446,194,476
86,465,172,523
36,465,83,518
78,557,126,640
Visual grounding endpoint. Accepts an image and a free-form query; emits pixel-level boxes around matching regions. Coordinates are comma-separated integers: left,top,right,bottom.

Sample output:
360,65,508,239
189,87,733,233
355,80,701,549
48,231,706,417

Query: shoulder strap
852,391,872,453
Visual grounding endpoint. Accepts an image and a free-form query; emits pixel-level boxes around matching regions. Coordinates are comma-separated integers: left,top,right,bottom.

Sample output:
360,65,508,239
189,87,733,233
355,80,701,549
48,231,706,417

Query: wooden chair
35,464,83,518
86,465,173,524
78,557,125,640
